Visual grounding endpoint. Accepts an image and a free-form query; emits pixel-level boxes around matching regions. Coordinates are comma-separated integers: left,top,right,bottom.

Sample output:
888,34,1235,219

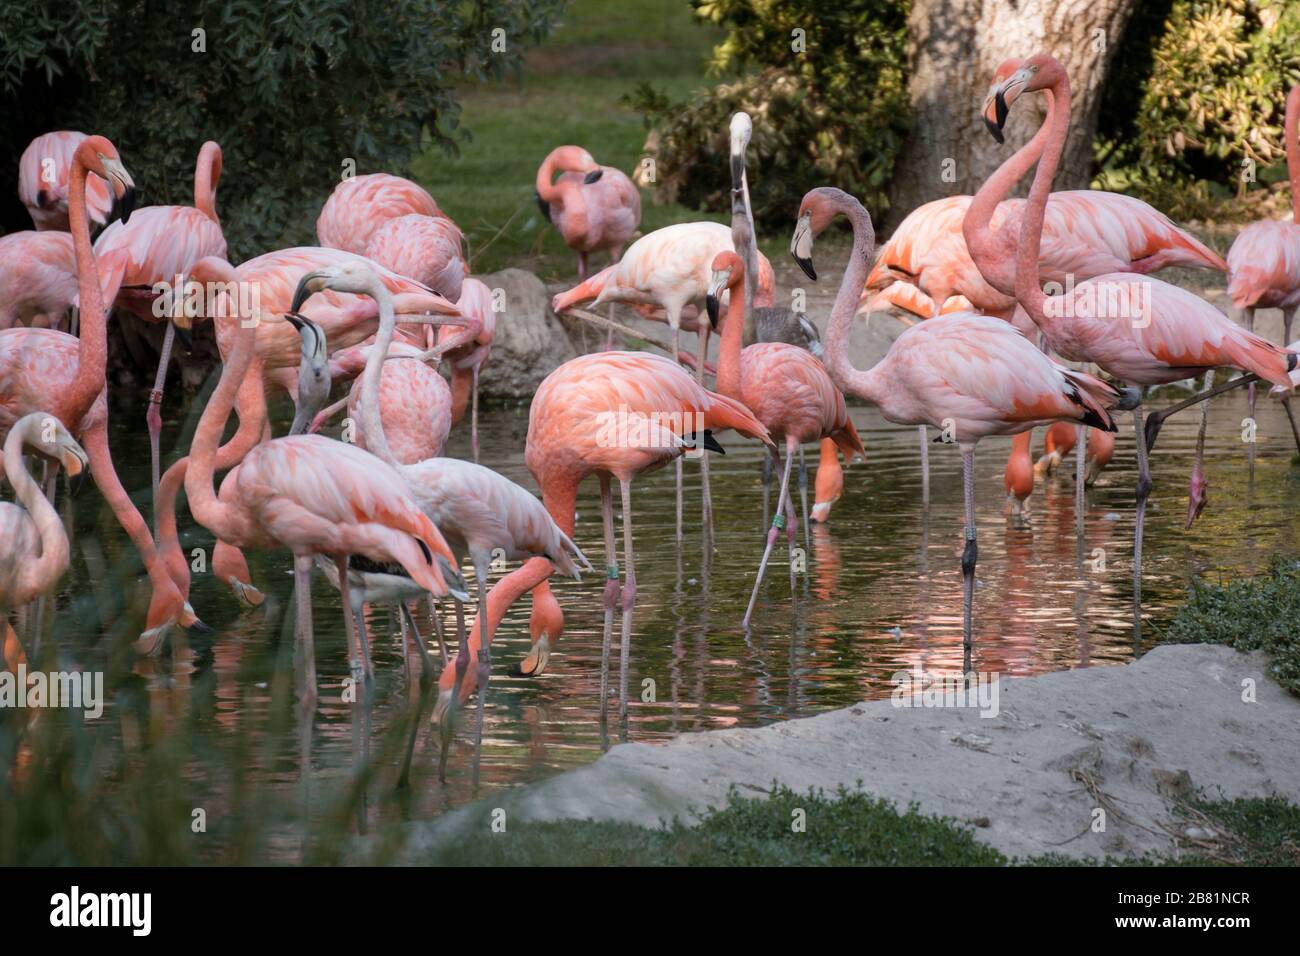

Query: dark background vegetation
3,0,1298,260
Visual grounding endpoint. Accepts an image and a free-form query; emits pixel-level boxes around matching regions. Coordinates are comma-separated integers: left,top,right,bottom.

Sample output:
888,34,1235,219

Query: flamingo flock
3,54,1299,792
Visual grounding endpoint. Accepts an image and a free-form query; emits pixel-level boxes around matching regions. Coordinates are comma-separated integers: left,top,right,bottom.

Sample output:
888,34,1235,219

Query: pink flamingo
92,141,226,500
553,220,775,540
364,213,466,300
1226,83,1300,465
705,250,865,625
316,173,447,255
1,137,204,651
292,260,588,779
18,131,112,232
792,185,1125,662
0,413,88,651
0,231,78,330
437,350,774,725
154,246,463,611
183,298,465,694
535,145,641,281
984,53,1297,624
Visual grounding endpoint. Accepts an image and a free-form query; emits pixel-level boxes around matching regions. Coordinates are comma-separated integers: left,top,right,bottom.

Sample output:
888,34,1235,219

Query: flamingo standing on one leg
92,141,226,502
0,232,78,330
18,131,112,232
1227,83,1300,462
0,136,199,648
0,413,88,651
535,146,640,282
704,251,864,626
183,297,465,695
791,186,1126,667
436,351,774,728
316,173,448,254
982,54,1297,635
291,261,589,781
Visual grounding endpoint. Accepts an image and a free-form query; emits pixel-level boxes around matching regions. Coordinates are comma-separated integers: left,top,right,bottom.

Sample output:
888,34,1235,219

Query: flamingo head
1185,459,1208,530
982,54,1065,143
292,260,383,309
793,186,862,281
706,251,744,328
730,111,753,184
22,414,88,493
75,135,135,224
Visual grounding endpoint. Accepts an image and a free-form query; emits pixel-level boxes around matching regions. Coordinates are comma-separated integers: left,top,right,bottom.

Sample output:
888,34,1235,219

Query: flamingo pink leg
599,476,618,727
961,445,978,674
744,445,794,629
147,322,177,507
617,477,637,724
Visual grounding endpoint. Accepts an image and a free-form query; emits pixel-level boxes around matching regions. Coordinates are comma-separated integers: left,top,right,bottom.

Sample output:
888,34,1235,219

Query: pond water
9,377,1300,860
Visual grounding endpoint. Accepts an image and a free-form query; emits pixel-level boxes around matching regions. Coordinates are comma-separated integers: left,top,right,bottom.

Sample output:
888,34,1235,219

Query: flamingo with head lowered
182,290,467,695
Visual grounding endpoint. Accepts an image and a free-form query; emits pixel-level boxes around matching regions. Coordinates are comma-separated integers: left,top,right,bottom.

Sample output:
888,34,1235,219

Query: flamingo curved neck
65,157,107,428
824,198,885,406
194,142,222,224
965,90,1056,296
1015,73,1072,333
4,420,69,598
358,280,401,468
717,274,747,400
186,312,261,542
535,157,563,206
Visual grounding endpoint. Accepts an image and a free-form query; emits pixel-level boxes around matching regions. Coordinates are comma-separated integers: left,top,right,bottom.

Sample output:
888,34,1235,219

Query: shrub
627,0,909,230
0,0,564,258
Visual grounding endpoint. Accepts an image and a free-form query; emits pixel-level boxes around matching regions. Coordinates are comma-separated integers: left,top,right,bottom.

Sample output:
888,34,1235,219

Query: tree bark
885,0,1137,230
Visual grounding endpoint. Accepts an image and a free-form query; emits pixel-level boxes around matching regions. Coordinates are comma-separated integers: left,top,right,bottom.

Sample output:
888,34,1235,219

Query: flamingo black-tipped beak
701,430,725,455
285,312,306,332
983,89,1008,144
36,189,52,209
583,168,603,185
791,213,817,280
187,617,216,637
706,294,720,328
112,185,136,225
730,152,746,189
534,189,553,223
1116,386,1142,411
290,272,326,313
794,254,817,281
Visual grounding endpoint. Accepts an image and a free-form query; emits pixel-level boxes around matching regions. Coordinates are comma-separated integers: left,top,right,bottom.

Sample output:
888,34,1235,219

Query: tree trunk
885,0,1137,230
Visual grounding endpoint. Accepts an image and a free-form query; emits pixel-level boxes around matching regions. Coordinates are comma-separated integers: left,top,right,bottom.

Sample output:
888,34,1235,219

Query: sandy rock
391,645,1300,862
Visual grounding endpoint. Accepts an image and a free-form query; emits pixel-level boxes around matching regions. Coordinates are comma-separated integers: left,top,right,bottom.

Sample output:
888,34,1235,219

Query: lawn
411,0,729,281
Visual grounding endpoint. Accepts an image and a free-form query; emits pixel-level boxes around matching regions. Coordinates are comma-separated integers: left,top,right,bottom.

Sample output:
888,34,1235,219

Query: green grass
410,0,729,280
1159,557,1300,696
412,784,1300,867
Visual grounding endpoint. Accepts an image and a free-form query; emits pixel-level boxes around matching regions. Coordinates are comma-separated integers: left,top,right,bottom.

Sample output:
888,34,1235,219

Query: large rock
476,267,577,399
384,644,1300,863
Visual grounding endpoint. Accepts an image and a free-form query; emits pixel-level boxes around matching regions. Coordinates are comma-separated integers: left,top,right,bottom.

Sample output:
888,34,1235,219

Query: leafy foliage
1095,0,1300,220
626,1,909,230
0,0,564,257
1162,557,1300,695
